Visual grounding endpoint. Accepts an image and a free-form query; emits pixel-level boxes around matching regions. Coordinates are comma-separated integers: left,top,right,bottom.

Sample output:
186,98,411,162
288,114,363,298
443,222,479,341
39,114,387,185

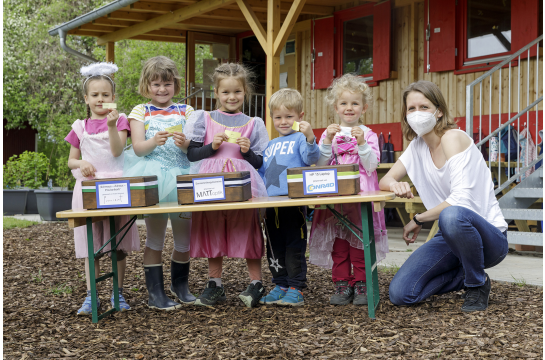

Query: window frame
335,3,376,84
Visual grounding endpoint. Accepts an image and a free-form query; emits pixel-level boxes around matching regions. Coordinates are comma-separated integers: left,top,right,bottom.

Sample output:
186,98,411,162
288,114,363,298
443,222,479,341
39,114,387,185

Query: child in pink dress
184,63,269,308
310,74,388,306
65,63,140,315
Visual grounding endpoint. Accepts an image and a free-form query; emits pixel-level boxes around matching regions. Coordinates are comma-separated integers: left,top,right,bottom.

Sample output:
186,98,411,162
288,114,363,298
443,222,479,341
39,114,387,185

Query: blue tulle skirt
123,148,189,204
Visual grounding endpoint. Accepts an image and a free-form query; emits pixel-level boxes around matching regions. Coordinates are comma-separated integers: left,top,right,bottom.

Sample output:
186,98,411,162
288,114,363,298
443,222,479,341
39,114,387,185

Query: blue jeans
389,206,508,306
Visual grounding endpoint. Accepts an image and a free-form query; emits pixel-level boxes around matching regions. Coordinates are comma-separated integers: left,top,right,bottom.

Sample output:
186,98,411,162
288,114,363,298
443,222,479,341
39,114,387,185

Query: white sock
251,280,262,285
211,278,222,286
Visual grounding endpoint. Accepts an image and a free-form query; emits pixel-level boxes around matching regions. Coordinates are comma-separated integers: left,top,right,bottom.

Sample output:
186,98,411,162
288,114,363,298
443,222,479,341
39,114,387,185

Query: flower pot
35,190,73,221
3,189,30,215
25,190,39,214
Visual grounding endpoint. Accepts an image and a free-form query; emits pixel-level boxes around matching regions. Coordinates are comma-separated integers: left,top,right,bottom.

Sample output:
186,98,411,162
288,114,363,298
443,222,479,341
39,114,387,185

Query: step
540,168,543,178
512,187,544,198
501,208,543,221
507,231,544,246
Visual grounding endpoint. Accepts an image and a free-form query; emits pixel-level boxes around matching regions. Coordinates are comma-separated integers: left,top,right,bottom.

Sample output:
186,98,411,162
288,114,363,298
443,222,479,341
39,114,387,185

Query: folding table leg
86,217,99,324
361,202,380,319
109,216,120,312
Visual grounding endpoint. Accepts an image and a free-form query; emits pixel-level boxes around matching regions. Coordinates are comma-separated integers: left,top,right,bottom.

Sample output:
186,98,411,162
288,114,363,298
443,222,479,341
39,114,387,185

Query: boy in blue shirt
258,88,319,306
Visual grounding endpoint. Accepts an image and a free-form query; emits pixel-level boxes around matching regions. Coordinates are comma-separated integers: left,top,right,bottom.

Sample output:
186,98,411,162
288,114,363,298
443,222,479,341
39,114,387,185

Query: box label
192,176,226,202
96,180,131,208
302,169,338,195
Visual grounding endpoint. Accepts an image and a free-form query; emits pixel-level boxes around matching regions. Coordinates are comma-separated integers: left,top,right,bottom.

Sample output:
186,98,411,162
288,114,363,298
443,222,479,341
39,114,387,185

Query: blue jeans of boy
389,206,508,306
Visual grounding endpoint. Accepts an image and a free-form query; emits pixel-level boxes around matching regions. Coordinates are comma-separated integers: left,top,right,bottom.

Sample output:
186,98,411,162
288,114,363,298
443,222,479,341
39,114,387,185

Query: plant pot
35,190,73,221
25,190,39,214
3,189,30,215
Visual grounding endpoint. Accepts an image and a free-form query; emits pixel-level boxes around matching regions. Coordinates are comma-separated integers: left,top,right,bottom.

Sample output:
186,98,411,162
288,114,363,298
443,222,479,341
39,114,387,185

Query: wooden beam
106,42,115,63
295,31,302,91
181,17,252,30
291,19,311,34
68,217,106,229
97,0,236,45
226,0,333,16
266,0,281,139
186,31,196,106
408,2,418,83
107,11,152,22
273,0,306,57
236,0,268,53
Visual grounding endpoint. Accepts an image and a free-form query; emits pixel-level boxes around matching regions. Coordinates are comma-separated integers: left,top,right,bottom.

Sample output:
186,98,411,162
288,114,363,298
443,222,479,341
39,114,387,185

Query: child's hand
212,132,229,150
79,160,96,178
173,131,186,148
324,124,341,144
351,126,366,145
106,109,119,128
236,137,251,153
299,121,315,143
153,131,173,147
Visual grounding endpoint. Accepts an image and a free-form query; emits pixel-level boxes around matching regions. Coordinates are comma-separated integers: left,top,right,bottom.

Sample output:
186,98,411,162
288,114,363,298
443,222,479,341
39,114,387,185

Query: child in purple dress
310,74,388,306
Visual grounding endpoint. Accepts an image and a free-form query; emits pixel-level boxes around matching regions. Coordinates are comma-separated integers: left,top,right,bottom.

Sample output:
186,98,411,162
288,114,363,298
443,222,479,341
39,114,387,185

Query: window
466,0,511,60
343,15,374,76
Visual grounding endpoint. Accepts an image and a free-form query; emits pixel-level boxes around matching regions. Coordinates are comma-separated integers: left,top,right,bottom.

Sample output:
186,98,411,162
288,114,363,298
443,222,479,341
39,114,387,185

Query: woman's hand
390,181,414,199
106,109,119,128
212,132,229,150
173,131,186,148
324,124,341,144
79,160,96,178
402,220,421,245
236,137,251,153
351,126,366,145
153,131,173,147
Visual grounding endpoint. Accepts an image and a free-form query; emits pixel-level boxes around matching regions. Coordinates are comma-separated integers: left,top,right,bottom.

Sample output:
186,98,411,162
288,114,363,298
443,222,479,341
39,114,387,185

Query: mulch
3,222,543,360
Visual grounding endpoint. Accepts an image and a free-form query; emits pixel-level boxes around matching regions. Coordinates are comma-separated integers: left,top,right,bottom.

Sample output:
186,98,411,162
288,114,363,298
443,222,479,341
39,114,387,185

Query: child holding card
184,63,269,307
65,62,140,315
123,56,196,310
258,88,319,306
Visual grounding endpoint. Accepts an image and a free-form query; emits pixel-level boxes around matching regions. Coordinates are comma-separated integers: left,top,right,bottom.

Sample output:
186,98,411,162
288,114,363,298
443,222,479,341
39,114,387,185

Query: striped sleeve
128,104,146,123
184,104,195,121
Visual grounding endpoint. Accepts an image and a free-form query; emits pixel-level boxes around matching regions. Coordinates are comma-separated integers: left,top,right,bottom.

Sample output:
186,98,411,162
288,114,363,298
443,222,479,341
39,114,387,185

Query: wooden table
57,191,395,322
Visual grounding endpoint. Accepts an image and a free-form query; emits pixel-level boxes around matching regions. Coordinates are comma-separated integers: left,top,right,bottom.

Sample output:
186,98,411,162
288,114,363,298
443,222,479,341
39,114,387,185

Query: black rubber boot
170,260,196,304
144,265,181,311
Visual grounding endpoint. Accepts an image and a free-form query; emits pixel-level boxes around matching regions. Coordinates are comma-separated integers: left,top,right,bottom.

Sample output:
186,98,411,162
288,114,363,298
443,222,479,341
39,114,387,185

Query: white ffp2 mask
407,109,438,136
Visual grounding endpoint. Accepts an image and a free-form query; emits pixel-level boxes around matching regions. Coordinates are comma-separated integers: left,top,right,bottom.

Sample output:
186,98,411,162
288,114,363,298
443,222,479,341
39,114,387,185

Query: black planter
35,190,73,221
3,189,30,215
25,190,39,214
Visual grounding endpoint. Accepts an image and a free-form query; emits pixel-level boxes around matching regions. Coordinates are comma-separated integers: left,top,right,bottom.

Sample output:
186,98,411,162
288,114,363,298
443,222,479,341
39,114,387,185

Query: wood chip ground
3,223,543,359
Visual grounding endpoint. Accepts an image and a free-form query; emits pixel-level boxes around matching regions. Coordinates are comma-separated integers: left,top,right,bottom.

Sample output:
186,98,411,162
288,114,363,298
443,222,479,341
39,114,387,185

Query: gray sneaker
330,281,354,305
194,281,226,307
353,281,368,305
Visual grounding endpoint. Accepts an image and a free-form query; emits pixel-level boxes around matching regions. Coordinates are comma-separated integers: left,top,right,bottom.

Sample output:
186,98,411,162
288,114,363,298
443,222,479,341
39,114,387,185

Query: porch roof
48,0,378,45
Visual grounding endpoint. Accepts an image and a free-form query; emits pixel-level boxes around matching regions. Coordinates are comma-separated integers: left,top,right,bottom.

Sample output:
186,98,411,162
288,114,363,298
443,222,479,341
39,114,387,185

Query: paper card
96,180,131,209
225,130,241,143
302,169,338,195
165,124,184,133
292,121,300,131
102,103,117,109
192,176,226,202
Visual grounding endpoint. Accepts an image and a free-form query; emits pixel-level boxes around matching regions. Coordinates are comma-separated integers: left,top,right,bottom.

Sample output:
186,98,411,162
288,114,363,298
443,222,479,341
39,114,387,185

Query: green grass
511,275,527,287
3,217,39,230
48,283,73,296
32,270,43,283
380,263,401,275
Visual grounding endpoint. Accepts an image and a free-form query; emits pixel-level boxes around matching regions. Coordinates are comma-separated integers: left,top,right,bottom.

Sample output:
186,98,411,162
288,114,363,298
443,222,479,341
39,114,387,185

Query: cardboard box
177,171,252,204
287,164,360,198
82,176,159,210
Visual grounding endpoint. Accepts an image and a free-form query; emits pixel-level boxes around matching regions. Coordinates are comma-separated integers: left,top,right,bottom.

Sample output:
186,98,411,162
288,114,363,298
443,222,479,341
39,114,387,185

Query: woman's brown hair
401,81,457,141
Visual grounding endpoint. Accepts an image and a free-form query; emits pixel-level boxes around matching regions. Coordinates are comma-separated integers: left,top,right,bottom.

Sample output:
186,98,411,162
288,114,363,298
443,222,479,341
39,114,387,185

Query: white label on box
303,169,338,195
96,180,131,208
192,176,226,202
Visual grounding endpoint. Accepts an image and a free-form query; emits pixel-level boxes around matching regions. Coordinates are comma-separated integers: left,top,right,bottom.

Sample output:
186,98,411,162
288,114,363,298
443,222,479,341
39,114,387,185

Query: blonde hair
401,81,457,141
325,73,372,108
268,88,303,115
138,56,182,98
211,63,254,109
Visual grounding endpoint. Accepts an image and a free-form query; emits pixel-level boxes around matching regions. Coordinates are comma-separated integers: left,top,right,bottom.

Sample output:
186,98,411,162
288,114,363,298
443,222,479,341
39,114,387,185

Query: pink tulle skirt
190,158,265,259
72,169,140,259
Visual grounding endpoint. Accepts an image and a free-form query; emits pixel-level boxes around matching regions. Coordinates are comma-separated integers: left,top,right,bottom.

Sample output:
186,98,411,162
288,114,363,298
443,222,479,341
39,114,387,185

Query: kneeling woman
379,81,508,312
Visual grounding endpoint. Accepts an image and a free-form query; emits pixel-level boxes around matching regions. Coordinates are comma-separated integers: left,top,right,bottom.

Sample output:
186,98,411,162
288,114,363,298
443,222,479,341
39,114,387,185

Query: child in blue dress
124,56,195,310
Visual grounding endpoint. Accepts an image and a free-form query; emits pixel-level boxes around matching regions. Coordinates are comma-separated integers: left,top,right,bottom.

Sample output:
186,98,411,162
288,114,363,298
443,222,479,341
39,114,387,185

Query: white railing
175,87,266,119
466,35,543,194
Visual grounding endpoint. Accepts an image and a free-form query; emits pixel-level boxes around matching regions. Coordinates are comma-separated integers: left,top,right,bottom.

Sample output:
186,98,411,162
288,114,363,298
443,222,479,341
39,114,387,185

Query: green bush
18,151,49,189
3,154,23,188
52,155,75,190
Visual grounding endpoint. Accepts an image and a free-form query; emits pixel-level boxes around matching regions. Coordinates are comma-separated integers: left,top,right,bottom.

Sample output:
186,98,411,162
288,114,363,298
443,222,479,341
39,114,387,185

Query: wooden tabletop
57,191,395,228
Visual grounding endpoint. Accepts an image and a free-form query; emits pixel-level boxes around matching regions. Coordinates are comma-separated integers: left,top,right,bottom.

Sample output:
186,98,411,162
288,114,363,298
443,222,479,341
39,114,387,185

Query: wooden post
409,1,418,84
106,42,115,63
186,31,196,106
266,0,281,139
295,31,302,92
